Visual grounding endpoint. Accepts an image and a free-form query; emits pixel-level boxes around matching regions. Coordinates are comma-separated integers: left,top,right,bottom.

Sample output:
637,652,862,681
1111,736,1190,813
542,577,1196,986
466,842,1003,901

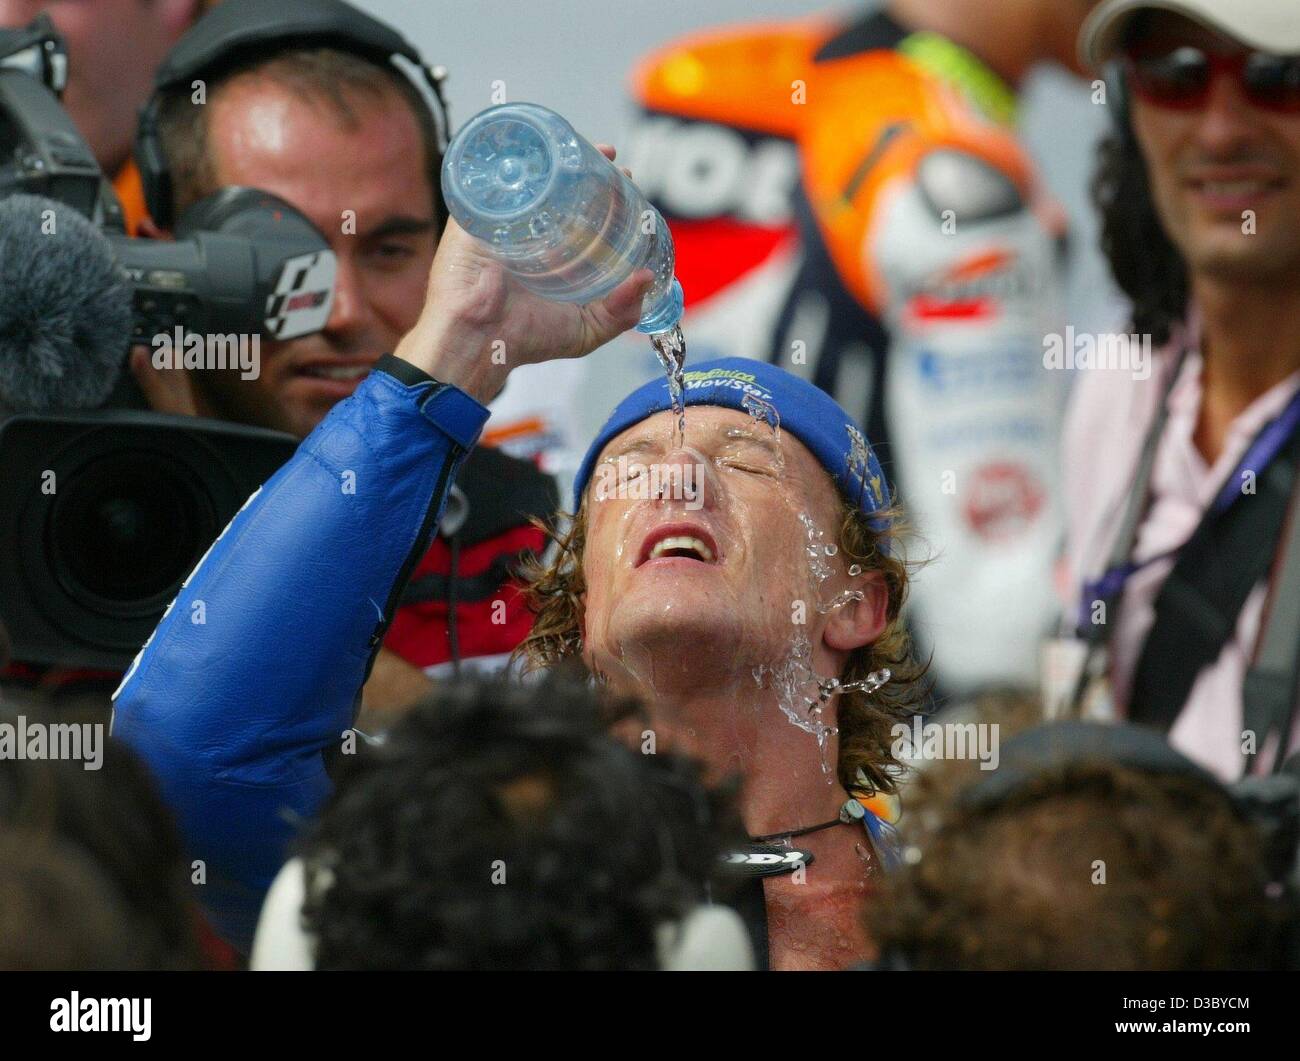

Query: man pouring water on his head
113,107,928,970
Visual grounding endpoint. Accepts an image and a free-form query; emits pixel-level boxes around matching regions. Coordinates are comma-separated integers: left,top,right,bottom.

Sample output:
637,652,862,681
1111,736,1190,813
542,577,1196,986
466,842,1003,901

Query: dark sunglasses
1124,44,1300,113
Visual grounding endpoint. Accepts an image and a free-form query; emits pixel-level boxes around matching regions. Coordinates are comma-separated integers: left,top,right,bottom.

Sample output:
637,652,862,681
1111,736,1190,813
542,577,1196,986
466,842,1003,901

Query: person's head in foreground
517,358,927,968
868,720,1298,970
254,675,748,971
1088,0,1300,344
0,709,203,969
0,832,171,971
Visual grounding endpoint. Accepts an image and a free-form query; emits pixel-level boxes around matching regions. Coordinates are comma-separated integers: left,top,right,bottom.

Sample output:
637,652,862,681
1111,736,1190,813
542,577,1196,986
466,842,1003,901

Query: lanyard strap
1127,414,1300,739
1081,386,1300,628
1243,483,1300,773
1074,348,1187,652
1079,357,1300,635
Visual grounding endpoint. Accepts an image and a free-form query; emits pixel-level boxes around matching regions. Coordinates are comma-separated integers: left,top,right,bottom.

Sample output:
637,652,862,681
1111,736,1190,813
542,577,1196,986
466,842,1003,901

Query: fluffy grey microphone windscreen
0,193,133,411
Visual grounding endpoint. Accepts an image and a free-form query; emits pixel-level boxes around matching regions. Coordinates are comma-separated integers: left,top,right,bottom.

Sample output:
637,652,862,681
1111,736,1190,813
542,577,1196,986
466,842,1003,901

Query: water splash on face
650,324,687,449
753,624,893,780
797,513,835,586
844,424,878,511
794,509,866,615
751,618,893,782
742,391,780,439
753,631,838,779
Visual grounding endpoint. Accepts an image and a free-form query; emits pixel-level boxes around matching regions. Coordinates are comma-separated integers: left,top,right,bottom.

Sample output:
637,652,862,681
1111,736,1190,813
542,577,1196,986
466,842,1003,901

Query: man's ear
823,571,889,652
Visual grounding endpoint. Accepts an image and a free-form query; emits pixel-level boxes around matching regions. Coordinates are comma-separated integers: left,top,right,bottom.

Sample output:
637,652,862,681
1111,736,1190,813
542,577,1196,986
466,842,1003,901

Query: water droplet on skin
797,513,834,585
742,392,781,439
848,563,863,577
838,669,891,696
817,589,866,614
753,631,841,780
823,544,838,557
844,424,876,509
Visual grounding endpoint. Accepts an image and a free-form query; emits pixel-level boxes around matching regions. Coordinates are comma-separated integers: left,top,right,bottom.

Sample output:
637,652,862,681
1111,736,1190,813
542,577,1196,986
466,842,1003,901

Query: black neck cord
750,796,868,844
749,816,846,844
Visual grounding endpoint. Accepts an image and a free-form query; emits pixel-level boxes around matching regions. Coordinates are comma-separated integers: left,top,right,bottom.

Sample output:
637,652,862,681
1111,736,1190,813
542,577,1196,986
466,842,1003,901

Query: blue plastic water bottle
441,102,684,335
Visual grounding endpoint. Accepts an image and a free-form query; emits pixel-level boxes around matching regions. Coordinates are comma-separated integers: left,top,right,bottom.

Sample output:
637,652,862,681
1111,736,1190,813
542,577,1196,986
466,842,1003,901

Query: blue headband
572,358,892,530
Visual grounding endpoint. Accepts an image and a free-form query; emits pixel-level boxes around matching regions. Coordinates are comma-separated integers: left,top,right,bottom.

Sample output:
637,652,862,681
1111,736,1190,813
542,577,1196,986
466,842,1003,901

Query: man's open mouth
637,523,720,566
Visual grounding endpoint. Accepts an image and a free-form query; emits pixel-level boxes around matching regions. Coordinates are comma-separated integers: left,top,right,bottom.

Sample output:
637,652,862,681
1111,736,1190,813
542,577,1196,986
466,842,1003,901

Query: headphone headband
136,0,449,229
955,720,1226,812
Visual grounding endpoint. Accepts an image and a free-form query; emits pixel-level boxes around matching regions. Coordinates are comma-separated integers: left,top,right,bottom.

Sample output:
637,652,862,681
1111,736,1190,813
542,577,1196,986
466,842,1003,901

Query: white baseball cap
1080,0,1300,71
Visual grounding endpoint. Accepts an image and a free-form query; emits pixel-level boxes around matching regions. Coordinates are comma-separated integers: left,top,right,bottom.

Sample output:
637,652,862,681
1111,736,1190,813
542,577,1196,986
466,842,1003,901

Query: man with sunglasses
1060,0,1300,780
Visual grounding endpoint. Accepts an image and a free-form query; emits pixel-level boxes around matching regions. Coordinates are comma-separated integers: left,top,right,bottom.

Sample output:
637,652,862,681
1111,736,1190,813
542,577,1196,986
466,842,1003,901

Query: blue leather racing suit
112,356,489,950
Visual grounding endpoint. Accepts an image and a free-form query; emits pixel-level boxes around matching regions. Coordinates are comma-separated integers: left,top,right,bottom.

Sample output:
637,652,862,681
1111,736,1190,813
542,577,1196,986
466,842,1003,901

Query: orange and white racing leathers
627,9,1069,695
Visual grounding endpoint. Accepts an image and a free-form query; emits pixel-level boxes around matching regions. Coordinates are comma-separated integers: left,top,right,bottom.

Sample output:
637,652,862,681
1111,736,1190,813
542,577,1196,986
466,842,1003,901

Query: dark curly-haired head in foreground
300,673,741,970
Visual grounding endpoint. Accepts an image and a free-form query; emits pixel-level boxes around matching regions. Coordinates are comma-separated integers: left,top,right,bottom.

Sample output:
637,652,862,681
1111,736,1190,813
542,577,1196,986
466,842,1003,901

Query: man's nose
1194,70,1264,156
654,447,717,509
323,255,371,338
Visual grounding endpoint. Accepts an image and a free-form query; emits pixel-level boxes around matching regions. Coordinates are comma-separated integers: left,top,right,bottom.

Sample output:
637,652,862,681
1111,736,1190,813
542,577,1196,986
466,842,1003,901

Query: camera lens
47,449,215,617
2,412,295,667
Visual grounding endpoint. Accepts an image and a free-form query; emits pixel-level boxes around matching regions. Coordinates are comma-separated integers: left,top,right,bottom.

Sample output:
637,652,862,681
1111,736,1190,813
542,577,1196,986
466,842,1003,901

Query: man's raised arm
111,214,652,949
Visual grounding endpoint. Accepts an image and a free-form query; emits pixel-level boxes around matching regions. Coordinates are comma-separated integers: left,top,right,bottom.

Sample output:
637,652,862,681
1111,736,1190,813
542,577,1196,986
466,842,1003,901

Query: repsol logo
624,115,798,225
906,253,1039,308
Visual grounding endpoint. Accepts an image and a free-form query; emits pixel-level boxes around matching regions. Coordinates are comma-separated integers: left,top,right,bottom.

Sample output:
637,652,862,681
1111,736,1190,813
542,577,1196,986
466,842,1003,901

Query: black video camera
0,412,298,669
0,15,337,349
0,15,313,670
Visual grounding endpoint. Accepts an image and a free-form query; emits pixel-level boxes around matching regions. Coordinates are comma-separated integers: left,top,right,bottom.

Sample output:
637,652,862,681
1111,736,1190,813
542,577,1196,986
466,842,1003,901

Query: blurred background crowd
1,0,1299,972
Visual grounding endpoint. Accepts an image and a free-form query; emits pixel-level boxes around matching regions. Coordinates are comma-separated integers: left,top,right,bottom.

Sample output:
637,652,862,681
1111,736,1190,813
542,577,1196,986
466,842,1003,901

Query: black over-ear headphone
955,720,1218,810
134,0,450,230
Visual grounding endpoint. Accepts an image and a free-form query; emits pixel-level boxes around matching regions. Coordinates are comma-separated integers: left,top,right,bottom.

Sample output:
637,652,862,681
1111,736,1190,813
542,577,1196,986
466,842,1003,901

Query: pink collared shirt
1062,327,1300,781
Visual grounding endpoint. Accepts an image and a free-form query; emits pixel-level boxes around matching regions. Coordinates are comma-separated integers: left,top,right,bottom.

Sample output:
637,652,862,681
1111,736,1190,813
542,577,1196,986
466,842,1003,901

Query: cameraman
133,0,577,711
0,0,208,233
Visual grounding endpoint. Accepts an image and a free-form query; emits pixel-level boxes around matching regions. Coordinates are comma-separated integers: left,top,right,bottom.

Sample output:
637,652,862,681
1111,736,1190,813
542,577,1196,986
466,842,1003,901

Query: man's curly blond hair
514,493,929,796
